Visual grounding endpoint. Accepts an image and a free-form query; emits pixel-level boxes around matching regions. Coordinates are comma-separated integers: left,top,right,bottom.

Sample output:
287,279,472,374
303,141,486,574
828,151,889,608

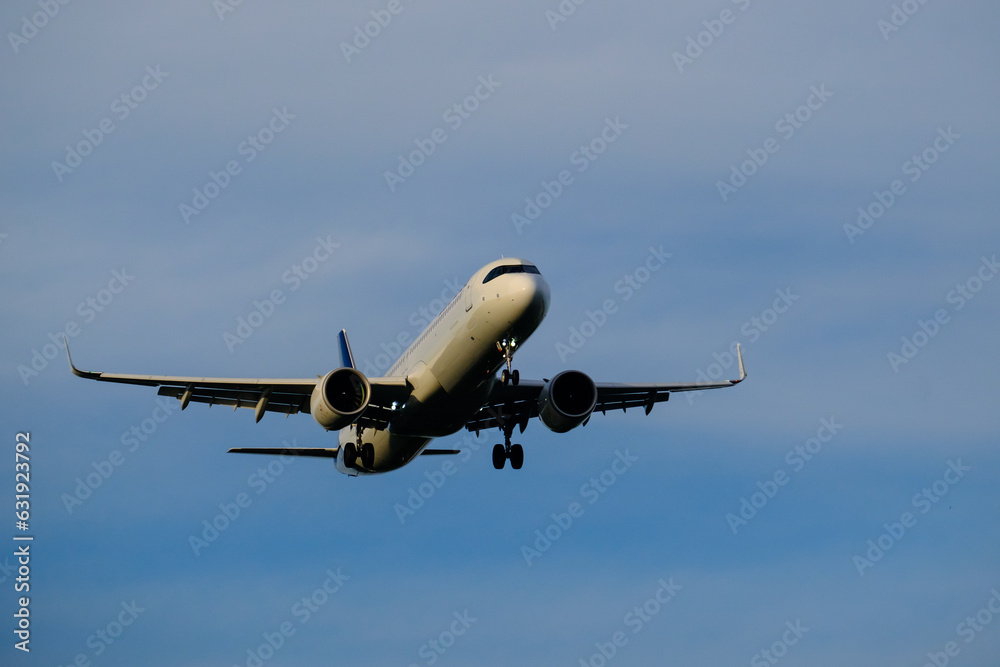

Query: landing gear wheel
492,444,506,470
343,442,357,468
509,444,524,469
492,391,527,470
361,443,375,468
501,369,510,386
511,369,519,386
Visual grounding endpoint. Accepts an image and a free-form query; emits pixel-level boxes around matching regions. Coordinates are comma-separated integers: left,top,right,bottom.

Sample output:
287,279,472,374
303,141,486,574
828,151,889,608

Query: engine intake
310,367,371,430
537,370,597,433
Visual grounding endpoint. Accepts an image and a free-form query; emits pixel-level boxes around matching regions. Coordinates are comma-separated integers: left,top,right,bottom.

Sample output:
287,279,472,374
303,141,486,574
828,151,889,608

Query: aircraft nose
509,272,550,320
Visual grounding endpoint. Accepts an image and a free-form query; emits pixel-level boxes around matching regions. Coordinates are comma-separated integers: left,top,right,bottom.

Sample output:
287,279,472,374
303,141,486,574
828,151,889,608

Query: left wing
466,344,746,433
65,339,410,427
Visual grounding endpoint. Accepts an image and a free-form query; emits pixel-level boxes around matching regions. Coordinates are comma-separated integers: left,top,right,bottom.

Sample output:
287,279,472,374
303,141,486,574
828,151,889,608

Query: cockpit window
483,263,541,284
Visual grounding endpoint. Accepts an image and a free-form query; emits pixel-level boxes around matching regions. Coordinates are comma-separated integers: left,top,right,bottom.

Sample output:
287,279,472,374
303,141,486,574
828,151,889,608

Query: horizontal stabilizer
227,447,460,458
228,447,338,458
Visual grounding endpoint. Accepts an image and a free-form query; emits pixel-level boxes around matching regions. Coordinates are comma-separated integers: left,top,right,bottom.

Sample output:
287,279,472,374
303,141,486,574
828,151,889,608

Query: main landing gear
497,338,519,386
342,429,374,469
492,421,523,470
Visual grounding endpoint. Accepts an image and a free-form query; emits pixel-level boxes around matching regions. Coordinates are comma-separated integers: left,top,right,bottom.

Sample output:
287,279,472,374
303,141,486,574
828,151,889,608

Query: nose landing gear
497,338,520,386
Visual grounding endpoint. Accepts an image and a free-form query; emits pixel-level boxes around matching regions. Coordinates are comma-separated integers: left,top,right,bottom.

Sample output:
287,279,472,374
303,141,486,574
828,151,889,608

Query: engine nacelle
537,370,597,433
310,367,371,430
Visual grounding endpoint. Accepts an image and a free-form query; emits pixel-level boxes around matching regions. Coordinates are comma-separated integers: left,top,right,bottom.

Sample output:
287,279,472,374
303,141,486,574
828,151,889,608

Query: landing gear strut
344,429,375,469
497,338,519,386
492,420,523,470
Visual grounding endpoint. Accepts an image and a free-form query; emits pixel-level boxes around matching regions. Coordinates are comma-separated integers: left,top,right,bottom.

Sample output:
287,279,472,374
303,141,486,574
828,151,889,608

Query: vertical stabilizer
338,329,356,369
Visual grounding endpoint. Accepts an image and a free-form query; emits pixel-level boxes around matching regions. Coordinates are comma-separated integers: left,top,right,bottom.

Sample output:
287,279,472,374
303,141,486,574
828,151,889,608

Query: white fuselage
335,261,550,476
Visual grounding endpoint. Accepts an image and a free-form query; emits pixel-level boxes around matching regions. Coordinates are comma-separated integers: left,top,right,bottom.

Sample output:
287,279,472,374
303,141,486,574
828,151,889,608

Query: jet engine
537,370,597,433
310,367,371,430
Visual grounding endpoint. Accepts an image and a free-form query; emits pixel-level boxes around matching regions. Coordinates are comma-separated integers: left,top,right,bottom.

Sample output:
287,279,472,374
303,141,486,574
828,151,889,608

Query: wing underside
65,339,409,427
466,344,747,433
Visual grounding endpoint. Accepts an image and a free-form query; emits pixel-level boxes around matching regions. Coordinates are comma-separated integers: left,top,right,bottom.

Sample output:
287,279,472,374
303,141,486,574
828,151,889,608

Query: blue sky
2,1,999,665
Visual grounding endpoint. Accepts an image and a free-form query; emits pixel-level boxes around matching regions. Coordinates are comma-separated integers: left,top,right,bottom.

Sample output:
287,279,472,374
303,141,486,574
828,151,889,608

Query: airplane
67,258,746,476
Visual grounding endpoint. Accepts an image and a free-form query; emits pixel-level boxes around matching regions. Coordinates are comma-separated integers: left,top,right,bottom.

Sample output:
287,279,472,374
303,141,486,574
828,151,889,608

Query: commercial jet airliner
68,258,745,476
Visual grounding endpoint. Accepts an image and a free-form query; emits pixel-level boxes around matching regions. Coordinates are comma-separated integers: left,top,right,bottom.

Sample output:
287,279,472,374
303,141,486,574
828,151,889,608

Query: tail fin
338,329,356,369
